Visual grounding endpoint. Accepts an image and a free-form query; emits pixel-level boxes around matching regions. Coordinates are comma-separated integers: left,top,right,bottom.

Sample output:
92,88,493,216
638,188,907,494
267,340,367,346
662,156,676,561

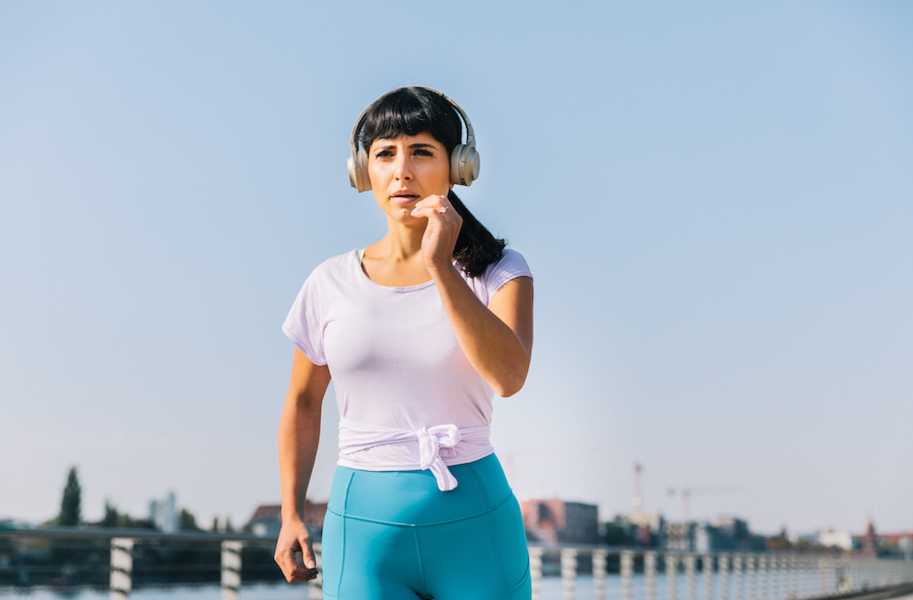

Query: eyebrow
374,142,437,151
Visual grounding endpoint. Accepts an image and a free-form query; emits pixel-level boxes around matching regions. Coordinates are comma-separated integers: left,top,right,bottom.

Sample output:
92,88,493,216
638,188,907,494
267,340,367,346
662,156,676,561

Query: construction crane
633,462,644,513
666,485,743,521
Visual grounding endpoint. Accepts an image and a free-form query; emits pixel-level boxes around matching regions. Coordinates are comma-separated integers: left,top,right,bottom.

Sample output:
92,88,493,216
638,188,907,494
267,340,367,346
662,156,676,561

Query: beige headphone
346,86,480,192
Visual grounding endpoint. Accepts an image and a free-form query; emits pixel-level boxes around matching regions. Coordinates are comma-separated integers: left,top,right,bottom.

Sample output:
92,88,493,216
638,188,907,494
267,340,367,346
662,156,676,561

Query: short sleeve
281,269,327,366
484,248,533,301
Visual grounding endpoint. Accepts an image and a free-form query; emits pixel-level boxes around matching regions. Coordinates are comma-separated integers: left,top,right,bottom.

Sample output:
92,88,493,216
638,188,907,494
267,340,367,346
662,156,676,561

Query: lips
390,193,419,205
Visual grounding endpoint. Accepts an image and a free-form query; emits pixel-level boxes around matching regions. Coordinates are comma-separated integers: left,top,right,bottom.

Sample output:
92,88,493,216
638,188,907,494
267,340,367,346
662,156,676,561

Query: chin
390,209,420,224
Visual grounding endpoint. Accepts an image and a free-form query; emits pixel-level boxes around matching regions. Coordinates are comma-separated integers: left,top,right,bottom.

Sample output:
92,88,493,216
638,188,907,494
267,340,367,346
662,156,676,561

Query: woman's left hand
410,194,463,272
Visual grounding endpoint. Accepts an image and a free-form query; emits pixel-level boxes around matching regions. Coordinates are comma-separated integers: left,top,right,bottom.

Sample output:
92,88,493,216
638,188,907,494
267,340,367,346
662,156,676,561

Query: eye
414,149,433,156
375,150,393,158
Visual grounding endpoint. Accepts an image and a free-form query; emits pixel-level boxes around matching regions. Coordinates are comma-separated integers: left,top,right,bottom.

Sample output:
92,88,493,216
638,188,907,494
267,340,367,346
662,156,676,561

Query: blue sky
1,2,910,535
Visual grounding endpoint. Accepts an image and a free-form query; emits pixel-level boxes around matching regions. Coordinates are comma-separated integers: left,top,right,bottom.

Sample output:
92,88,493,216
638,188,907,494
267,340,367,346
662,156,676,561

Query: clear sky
2,2,911,536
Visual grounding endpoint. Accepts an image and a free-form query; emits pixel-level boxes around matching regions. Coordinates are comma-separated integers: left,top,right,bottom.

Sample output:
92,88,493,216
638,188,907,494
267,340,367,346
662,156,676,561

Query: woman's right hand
274,517,319,583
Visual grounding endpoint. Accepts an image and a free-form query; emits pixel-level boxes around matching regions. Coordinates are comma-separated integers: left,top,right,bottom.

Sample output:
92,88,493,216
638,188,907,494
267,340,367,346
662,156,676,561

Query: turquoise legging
319,452,532,599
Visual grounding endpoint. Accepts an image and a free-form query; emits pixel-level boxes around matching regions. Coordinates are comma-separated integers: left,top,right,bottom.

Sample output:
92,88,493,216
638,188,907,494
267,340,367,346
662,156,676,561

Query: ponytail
448,190,507,278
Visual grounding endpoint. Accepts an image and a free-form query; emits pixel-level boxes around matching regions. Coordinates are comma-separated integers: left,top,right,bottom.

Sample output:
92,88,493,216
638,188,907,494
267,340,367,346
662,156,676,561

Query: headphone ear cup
450,144,481,186
355,148,371,192
347,148,372,192
346,155,359,190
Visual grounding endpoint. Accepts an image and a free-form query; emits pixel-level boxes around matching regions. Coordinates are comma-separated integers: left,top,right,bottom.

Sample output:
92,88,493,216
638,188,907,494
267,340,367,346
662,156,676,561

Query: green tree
100,498,120,527
602,521,632,546
58,466,82,526
178,508,200,531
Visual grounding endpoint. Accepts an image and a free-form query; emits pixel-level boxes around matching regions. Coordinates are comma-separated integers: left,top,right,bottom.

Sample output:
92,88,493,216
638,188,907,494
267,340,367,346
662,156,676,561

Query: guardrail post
561,547,577,600
755,554,768,600
703,554,714,600
856,557,866,592
808,556,832,596
593,548,608,600
745,554,756,600
840,558,859,591
769,554,778,600
645,551,657,600
685,553,697,600
109,537,134,600
780,553,788,600
733,554,743,600
221,540,242,600
667,553,680,600
719,553,730,600
530,547,544,600
622,550,635,600
789,553,799,599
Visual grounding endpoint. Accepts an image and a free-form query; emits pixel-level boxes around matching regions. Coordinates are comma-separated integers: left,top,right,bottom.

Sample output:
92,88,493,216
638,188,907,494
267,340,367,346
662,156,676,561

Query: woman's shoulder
496,247,528,263
321,248,356,271
293,249,354,288
476,247,533,300
484,247,532,278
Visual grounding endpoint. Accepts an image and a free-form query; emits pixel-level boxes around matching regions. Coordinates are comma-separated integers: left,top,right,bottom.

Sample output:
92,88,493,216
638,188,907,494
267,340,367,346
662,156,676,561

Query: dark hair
357,86,507,279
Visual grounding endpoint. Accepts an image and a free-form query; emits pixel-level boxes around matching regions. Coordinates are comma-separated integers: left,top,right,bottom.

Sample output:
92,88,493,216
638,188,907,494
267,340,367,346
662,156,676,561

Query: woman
274,85,535,599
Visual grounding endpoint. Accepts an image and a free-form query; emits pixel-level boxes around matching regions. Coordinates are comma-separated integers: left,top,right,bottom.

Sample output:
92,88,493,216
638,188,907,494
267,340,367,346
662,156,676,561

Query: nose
392,151,414,181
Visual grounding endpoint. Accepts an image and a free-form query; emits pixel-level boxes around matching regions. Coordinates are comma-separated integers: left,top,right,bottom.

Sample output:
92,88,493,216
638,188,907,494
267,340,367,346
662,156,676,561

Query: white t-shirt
281,246,533,489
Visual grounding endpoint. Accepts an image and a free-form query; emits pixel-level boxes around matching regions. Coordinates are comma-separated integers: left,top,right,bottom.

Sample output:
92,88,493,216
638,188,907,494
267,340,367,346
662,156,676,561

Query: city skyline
2,453,902,539
2,3,911,536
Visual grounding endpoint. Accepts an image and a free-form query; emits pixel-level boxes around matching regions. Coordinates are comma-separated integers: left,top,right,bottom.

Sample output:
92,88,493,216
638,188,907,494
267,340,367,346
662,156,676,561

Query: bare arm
429,262,534,397
275,346,331,581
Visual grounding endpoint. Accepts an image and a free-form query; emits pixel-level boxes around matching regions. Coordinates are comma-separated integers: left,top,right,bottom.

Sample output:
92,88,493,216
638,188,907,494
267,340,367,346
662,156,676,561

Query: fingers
415,193,447,207
410,206,449,217
275,544,318,583
299,538,317,569
412,194,450,215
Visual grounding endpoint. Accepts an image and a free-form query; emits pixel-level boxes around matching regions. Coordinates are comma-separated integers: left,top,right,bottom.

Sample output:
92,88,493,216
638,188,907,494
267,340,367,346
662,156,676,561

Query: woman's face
367,131,452,224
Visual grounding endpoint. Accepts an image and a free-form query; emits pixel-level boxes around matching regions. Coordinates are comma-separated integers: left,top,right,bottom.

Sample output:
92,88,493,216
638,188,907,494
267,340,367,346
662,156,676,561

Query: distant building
898,536,913,560
872,530,913,548
850,528,913,558
665,522,694,552
628,511,665,547
246,501,327,540
716,515,750,539
520,499,599,545
818,529,853,551
693,522,716,553
628,511,663,531
684,515,766,553
860,519,878,557
0,519,32,530
148,490,178,533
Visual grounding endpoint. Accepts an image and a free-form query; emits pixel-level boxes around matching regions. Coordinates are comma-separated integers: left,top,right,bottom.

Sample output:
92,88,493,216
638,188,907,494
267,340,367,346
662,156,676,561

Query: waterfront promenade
3,527,913,600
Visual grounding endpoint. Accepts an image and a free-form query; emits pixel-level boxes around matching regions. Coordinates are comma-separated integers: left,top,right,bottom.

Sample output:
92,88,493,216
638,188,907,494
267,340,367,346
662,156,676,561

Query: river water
0,569,834,600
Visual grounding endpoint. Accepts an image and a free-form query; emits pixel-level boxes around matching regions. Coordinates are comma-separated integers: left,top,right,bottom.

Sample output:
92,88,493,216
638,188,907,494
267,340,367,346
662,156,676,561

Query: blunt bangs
358,87,462,156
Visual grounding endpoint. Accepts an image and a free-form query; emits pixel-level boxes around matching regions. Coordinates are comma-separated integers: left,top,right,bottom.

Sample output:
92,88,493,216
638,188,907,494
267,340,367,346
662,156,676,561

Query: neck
376,222,426,262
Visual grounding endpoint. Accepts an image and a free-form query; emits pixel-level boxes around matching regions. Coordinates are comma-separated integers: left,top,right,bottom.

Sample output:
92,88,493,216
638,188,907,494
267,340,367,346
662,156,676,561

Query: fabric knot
415,424,462,491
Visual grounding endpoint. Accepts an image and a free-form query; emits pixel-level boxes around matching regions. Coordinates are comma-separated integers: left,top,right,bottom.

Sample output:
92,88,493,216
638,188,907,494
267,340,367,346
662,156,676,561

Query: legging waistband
327,452,515,526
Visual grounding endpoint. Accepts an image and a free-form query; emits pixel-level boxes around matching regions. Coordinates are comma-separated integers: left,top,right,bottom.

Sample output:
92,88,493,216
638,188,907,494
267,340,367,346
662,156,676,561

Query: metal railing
2,528,913,599
527,545,913,600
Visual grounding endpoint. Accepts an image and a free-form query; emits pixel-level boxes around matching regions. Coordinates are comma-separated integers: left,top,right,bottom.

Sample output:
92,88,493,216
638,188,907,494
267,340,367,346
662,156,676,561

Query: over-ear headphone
346,86,480,192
